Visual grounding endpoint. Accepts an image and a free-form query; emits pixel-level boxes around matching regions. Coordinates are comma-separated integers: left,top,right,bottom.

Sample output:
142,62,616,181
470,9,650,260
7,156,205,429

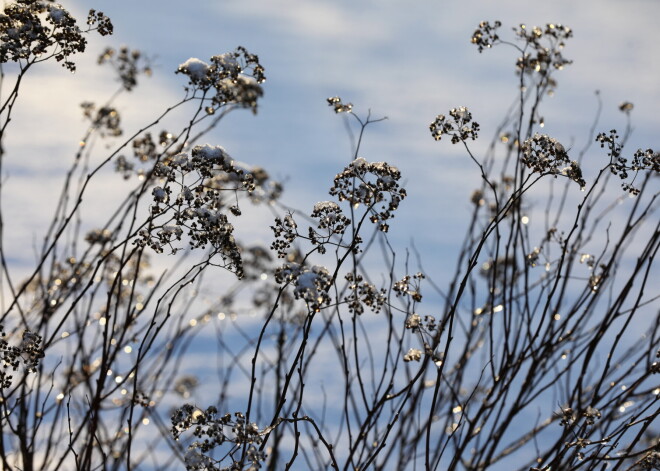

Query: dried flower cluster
514,23,573,78
0,1,111,71
98,46,151,91
330,157,406,233
596,129,659,195
402,309,441,365
403,348,422,362
135,144,265,275
557,405,601,427
275,263,332,312
0,327,44,388
393,273,425,302
404,313,437,333
271,157,403,259
86,9,113,36
521,133,586,187
429,106,480,143
472,20,572,91
271,213,298,259
619,101,634,114
344,272,386,315
327,96,353,113
171,406,267,471
308,201,351,254
581,405,602,425
177,47,265,114
114,131,175,180
471,20,502,52
81,102,122,137
0,7,657,470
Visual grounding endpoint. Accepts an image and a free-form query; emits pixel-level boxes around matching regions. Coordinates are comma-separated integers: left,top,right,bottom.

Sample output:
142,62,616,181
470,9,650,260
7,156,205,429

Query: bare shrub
0,4,657,471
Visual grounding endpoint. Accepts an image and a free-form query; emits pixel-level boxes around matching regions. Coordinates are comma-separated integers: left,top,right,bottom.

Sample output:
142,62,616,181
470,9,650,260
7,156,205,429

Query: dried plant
0,4,657,471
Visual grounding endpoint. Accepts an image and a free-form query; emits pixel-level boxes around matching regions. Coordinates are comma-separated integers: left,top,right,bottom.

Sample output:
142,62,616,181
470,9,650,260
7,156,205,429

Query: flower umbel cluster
330,158,406,233
429,107,480,144
327,96,353,113
81,102,122,137
271,214,298,259
557,405,601,428
98,46,151,91
86,9,113,36
393,273,425,302
471,20,502,52
271,201,352,259
171,406,267,471
135,144,274,277
0,327,44,388
114,132,161,180
596,129,659,195
177,47,265,114
404,313,437,333
403,348,422,362
558,407,577,427
0,2,112,71
521,133,586,187
308,201,351,254
472,21,572,91
582,406,601,425
344,272,386,315
514,23,573,84
275,263,332,312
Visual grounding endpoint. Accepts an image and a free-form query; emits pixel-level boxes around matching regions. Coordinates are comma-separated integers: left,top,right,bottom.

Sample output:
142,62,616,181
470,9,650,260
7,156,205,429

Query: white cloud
217,0,387,41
